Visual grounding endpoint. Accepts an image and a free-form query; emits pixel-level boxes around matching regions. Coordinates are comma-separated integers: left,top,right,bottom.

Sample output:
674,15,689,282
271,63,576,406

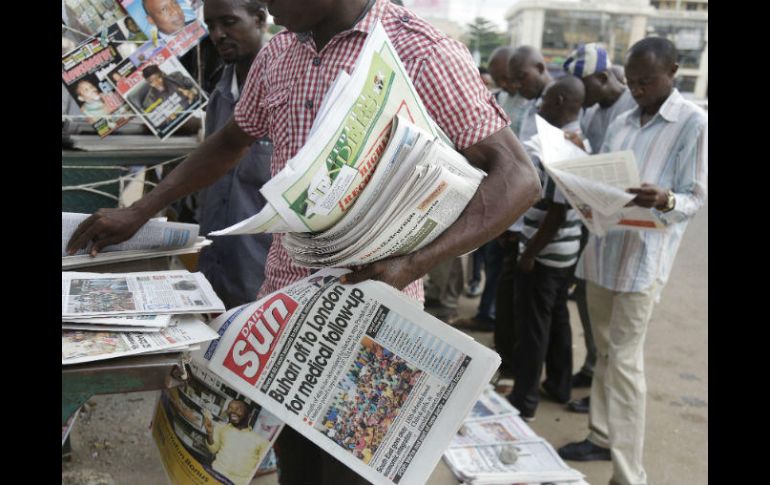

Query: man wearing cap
560,44,638,414
558,38,707,485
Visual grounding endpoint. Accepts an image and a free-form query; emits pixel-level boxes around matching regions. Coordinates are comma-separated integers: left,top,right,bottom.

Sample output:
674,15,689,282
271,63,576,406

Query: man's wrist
660,190,676,213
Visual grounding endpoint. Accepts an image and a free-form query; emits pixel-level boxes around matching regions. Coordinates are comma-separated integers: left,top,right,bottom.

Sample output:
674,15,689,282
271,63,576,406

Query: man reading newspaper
66,0,540,482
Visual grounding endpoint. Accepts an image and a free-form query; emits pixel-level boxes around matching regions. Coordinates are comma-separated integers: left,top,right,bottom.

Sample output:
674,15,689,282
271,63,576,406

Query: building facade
505,0,708,98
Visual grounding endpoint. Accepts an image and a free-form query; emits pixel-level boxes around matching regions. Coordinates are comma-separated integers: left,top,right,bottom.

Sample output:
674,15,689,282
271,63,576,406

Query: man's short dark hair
628,37,678,68
242,0,267,16
142,64,162,79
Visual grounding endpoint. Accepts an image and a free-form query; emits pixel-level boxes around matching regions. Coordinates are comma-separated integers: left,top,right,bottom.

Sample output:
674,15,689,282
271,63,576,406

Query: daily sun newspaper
152,356,283,485
190,268,500,485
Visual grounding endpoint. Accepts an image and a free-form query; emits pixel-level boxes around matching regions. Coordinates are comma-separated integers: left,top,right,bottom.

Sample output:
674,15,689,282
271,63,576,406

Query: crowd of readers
321,339,422,464
65,1,706,484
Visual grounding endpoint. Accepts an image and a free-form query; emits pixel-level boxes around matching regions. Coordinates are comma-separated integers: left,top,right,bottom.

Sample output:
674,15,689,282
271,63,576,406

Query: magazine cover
119,0,207,56
61,22,135,137
152,357,283,485
108,41,207,139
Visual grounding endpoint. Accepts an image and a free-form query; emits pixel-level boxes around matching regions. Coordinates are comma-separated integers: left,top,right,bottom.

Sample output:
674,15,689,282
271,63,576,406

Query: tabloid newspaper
61,21,134,137
529,115,665,236
193,268,500,485
107,41,207,139
208,21,485,270
61,270,225,318
152,356,283,485
62,0,128,37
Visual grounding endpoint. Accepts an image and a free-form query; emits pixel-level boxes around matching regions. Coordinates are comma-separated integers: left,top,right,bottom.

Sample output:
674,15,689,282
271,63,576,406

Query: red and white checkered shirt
235,0,510,302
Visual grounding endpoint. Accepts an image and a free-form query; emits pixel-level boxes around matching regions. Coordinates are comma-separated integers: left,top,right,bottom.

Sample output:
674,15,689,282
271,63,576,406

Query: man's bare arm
66,118,256,255
343,127,541,289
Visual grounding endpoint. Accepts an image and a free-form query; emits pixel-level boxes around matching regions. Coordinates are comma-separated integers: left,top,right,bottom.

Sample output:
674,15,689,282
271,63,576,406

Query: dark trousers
509,262,573,415
274,426,372,485
476,241,505,321
493,236,519,375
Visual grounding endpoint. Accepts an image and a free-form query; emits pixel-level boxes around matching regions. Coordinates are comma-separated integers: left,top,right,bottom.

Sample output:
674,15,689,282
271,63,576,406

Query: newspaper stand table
61,256,193,458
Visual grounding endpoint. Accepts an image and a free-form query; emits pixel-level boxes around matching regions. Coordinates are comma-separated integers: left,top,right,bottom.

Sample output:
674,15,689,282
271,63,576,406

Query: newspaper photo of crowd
318,337,422,464
67,277,136,313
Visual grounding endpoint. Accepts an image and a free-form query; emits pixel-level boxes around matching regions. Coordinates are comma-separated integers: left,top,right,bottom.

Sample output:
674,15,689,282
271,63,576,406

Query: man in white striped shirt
507,76,587,421
558,38,708,485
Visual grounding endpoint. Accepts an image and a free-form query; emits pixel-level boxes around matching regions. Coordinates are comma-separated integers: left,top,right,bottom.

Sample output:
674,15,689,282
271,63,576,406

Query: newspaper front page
61,270,225,318
62,315,218,365
198,268,500,485
152,357,283,485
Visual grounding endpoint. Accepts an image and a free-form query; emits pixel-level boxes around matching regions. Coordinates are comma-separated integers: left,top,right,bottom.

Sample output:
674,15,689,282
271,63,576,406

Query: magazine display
152,357,283,485
192,268,500,485
119,0,207,56
61,270,225,318
107,41,207,139
62,22,135,137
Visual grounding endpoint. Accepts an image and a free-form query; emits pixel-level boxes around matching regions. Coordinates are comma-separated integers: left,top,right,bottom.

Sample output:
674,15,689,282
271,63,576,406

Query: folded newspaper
61,270,225,318
152,356,283,485
62,212,211,268
529,115,665,237
62,315,218,365
208,21,485,268
186,267,500,485
443,386,585,484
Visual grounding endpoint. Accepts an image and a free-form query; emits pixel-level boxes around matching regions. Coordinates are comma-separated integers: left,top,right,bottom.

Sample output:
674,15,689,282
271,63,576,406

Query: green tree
463,17,506,67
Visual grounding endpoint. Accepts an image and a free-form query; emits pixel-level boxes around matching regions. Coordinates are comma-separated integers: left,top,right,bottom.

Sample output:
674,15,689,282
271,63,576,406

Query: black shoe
506,394,535,422
571,371,593,388
567,396,590,413
558,439,611,461
541,383,570,404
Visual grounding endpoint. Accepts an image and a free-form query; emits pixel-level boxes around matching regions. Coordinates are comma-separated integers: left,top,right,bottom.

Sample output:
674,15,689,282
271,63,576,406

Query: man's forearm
408,128,540,275
132,119,254,218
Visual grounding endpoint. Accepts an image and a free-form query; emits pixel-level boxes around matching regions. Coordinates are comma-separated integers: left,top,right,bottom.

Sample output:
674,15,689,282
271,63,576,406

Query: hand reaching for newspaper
339,254,424,291
66,207,150,257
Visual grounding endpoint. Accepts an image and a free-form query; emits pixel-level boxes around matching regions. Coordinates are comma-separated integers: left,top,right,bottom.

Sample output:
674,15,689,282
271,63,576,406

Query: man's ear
146,15,156,27
256,10,267,28
670,63,679,77
536,62,545,75
597,72,609,84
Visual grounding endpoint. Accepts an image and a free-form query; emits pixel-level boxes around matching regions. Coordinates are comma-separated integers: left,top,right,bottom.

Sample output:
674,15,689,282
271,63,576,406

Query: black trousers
274,426,372,485
509,262,573,415
493,238,519,375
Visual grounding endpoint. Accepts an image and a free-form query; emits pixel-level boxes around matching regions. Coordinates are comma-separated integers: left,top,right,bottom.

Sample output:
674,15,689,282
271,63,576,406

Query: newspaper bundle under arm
197,268,500,485
531,116,665,236
209,20,456,237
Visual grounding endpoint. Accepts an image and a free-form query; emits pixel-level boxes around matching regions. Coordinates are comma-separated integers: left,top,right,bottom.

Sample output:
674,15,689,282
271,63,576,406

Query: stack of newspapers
62,212,212,269
209,21,485,267
61,270,223,365
443,386,587,485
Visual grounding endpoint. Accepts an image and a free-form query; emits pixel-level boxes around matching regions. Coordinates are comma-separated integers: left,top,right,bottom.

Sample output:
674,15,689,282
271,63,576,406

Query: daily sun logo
223,294,298,386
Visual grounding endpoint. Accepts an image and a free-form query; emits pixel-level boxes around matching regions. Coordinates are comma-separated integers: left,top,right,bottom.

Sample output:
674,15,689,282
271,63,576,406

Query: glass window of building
646,18,707,69
541,10,633,68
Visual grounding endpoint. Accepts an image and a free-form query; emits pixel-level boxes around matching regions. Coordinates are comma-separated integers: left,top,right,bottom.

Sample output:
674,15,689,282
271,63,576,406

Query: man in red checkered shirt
67,0,540,481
